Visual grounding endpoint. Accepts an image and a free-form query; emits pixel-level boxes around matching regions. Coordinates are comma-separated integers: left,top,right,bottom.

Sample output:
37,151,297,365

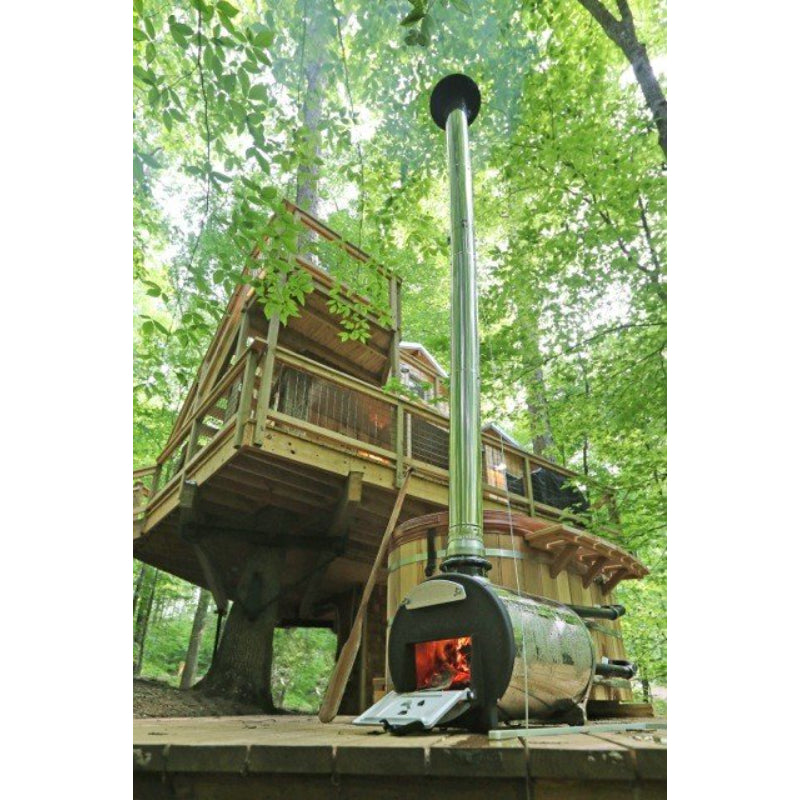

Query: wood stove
355,572,596,732
355,74,636,734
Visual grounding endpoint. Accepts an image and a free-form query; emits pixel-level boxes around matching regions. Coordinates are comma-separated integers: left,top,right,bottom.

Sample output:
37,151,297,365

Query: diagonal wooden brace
299,470,364,618
178,480,228,615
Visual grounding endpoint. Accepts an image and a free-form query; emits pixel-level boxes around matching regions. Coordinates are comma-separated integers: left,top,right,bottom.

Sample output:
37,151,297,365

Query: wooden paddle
318,469,414,723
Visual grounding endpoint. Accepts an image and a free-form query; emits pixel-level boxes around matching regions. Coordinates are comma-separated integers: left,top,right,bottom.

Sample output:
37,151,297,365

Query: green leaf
133,28,148,42
400,10,426,27
221,73,236,94
253,29,274,48
249,84,268,102
218,13,237,35
133,65,157,86
171,21,195,37
216,1,240,18
138,151,160,168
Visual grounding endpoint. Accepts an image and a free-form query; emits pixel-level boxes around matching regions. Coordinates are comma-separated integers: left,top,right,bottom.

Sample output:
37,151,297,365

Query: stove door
353,689,473,731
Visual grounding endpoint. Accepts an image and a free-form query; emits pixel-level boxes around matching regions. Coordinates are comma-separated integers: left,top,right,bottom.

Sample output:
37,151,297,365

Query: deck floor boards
134,714,666,798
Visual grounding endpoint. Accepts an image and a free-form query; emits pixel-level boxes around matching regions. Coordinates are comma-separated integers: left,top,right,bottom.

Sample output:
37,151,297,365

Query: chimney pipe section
430,75,490,577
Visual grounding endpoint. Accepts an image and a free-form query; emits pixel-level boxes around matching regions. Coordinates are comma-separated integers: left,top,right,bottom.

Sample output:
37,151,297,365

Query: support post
253,315,281,446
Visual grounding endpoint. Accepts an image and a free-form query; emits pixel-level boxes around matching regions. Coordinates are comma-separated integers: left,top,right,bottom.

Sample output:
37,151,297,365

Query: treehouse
133,200,648,715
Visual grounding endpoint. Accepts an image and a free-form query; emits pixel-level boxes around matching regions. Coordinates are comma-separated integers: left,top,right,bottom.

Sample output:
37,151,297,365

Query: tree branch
188,8,213,271
615,0,634,25
331,0,366,246
637,195,662,272
577,0,623,42
513,322,665,383
576,0,667,157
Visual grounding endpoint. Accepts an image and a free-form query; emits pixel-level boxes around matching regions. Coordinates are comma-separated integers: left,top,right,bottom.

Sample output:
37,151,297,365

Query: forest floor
134,677,265,718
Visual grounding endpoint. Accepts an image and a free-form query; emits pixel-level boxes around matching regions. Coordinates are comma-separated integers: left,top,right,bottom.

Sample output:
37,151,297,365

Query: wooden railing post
395,402,405,488
234,348,258,447
234,308,249,356
389,275,400,380
523,455,535,517
225,309,251,421
186,418,202,462
150,463,163,497
253,316,281,446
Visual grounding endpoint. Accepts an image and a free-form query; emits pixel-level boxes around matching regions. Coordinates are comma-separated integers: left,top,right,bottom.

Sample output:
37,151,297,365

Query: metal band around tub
388,548,523,572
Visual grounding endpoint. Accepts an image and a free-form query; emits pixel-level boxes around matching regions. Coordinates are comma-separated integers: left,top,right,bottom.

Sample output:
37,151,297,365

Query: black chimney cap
430,74,481,130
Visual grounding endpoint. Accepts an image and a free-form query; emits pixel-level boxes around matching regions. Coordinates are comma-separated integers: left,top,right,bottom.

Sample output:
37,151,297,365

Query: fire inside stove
414,636,472,690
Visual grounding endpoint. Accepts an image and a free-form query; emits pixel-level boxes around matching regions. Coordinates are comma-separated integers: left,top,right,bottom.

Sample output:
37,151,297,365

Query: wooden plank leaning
318,469,414,723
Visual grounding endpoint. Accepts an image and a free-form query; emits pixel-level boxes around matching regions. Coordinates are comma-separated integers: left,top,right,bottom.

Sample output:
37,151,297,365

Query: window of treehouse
484,444,525,495
401,366,435,403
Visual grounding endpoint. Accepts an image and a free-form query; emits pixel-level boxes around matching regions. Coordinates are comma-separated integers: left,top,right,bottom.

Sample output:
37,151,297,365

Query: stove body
356,573,595,732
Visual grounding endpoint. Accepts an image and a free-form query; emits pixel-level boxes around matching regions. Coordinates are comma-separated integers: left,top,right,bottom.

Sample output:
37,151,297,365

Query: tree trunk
576,0,667,157
527,367,555,458
194,547,286,710
180,588,211,690
581,361,591,477
295,1,331,216
133,567,159,676
133,561,146,617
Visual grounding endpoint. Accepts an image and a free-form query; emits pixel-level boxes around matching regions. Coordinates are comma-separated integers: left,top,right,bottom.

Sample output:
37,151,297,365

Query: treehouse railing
145,343,263,506
284,200,400,323
137,340,620,535
257,347,617,529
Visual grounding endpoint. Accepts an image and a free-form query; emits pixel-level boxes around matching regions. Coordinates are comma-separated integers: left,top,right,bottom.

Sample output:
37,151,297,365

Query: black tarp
506,473,525,496
529,467,589,514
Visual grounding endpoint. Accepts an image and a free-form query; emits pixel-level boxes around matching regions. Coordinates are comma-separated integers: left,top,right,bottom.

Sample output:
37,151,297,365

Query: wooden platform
133,715,666,799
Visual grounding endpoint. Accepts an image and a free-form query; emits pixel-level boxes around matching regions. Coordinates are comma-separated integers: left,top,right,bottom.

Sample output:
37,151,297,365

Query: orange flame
414,636,472,690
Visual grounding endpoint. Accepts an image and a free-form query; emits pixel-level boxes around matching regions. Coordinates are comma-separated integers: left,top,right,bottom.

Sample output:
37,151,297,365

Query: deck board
133,715,666,798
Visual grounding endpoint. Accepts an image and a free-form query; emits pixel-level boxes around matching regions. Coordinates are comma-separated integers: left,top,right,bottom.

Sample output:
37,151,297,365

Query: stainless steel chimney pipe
430,75,490,577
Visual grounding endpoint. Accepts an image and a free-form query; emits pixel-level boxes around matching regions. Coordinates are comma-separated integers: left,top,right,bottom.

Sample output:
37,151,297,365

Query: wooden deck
133,714,667,799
